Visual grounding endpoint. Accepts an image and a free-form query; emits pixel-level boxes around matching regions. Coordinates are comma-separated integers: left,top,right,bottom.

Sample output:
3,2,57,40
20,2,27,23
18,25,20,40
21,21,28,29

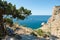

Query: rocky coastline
3,6,60,40
3,23,45,40
40,6,60,39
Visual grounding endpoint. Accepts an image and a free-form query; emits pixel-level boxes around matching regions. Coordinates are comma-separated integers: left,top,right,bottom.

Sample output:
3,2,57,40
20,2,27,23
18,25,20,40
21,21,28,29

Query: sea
13,15,51,29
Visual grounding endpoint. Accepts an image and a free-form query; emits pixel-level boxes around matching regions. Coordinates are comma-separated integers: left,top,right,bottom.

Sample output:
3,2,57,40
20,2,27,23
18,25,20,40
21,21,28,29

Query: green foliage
36,29,50,38
0,0,31,20
0,0,32,27
36,29,45,36
0,0,32,38
4,18,13,24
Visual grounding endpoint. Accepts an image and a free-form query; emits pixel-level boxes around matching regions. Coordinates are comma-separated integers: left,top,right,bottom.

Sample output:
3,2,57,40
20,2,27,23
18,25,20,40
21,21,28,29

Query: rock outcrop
4,24,46,40
40,6,60,37
6,23,33,35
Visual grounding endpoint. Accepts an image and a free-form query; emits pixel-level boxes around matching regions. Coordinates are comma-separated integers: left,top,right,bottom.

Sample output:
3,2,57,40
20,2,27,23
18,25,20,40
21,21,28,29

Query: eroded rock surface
40,6,60,37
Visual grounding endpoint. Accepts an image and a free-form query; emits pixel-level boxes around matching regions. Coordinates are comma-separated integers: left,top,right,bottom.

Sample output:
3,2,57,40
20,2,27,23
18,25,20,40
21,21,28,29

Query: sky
6,0,60,15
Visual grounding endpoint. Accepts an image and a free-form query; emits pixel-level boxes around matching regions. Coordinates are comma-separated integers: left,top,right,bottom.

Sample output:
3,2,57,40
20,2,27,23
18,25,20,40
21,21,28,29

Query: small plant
36,29,45,36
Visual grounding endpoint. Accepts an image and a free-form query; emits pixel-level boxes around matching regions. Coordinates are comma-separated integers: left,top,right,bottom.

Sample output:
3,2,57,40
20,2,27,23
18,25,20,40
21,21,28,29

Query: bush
36,29,45,36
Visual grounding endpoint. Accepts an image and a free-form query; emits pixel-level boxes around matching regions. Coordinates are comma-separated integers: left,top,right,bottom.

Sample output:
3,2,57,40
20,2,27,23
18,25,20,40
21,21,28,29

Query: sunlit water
13,15,51,29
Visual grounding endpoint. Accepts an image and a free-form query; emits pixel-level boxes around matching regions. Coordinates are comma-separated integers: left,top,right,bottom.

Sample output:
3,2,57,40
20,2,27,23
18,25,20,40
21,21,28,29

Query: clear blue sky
6,0,60,15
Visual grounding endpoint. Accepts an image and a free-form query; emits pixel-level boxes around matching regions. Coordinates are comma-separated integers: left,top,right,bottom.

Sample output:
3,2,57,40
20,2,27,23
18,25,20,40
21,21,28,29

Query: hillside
40,6,60,37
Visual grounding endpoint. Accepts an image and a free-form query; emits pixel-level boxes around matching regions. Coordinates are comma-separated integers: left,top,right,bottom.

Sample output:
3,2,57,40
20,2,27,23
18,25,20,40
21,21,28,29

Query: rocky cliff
6,23,33,35
4,23,47,40
40,6,60,37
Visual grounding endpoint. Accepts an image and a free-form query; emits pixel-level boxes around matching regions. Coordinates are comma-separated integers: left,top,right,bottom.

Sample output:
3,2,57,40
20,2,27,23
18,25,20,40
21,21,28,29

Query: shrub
36,29,45,36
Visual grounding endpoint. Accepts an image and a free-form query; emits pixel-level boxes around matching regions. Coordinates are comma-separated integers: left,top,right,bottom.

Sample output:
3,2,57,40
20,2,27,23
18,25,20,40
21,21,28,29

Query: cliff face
40,6,60,37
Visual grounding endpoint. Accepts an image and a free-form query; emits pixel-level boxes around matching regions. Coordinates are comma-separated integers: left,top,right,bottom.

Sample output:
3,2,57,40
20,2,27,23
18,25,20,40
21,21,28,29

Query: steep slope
40,6,60,37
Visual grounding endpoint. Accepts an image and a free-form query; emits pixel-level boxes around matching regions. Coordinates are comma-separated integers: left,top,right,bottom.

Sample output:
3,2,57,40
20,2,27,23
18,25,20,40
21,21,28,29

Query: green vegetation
0,0,31,38
35,29,50,38
36,29,45,36
3,18,13,26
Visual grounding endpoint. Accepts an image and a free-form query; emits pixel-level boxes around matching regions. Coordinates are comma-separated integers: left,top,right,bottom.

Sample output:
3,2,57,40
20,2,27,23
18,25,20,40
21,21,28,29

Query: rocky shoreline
3,6,60,40
2,23,48,40
40,6,60,39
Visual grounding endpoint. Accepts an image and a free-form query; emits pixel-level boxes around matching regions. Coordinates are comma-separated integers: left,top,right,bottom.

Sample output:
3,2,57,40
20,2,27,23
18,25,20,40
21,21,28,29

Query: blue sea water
13,15,51,29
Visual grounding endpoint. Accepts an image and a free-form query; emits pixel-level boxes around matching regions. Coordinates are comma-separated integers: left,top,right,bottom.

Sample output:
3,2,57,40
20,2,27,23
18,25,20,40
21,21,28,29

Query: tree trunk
0,10,6,38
